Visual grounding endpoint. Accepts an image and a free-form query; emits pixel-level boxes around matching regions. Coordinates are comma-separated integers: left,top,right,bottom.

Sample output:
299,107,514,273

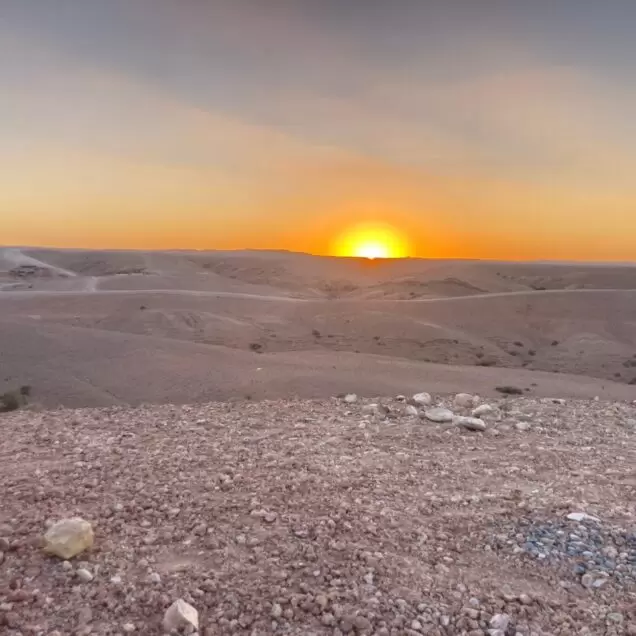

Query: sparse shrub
477,359,495,367
0,385,31,413
514,341,524,347
476,352,484,359
249,342,263,352
312,329,321,338
629,378,636,385
373,336,381,341
551,340,559,346
495,385,524,395
528,349,536,356
140,305,147,310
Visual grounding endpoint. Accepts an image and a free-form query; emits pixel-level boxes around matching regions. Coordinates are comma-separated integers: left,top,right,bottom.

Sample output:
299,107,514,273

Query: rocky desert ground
1,247,635,634
1,393,635,635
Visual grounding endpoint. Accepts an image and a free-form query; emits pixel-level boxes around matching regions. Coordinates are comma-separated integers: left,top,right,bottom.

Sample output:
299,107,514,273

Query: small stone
76,568,93,583
455,416,486,432
515,422,531,432
607,613,624,624
354,615,372,632
411,392,432,406
344,394,358,404
122,623,135,633
625,623,636,636
263,512,277,523
61,560,73,571
518,593,532,605
472,404,494,417
454,393,477,408
340,615,355,633
163,599,199,632
411,619,423,631
321,612,335,626
271,603,282,618
567,512,600,523
405,405,419,417
148,572,161,584
424,407,454,423
43,518,94,560
490,614,511,630
110,575,123,585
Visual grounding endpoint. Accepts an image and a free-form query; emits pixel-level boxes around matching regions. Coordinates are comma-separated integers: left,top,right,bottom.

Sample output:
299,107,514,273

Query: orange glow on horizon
331,222,412,259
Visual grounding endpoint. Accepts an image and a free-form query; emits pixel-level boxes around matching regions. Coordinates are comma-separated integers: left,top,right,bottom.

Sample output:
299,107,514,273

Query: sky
2,0,636,260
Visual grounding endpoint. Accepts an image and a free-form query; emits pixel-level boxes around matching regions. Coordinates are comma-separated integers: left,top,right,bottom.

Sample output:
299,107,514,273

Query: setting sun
331,222,412,259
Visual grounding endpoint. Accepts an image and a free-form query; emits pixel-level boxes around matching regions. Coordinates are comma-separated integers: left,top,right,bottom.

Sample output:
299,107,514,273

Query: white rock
472,404,495,418
76,568,93,582
567,512,600,523
424,407,454,423
515,421,531,432
455,416,486,432
490,614,511,630
271,603,283,618
405,405,419,417
454,393,477,408
122,623,136,633
43,518,94,560
411,392,432,406
344,394,358,404
163,599,199,633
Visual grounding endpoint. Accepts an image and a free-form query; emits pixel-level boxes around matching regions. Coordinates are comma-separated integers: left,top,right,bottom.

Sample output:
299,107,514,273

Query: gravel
0,395,635,634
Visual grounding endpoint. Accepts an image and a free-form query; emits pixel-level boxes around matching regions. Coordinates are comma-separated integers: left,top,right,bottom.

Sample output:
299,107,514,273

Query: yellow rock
43,518,94,559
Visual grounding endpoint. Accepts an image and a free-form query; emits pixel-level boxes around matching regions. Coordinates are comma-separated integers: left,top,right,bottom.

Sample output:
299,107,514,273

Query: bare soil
1,395,635,634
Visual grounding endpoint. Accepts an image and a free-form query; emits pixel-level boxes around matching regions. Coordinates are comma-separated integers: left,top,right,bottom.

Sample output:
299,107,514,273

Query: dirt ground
1,394,635,634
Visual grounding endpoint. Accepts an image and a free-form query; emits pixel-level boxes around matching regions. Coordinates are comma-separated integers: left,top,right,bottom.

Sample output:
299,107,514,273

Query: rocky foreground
1,394,635,635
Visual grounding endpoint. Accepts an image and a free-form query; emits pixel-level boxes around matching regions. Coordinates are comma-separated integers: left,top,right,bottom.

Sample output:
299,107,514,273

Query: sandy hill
1,247,635,406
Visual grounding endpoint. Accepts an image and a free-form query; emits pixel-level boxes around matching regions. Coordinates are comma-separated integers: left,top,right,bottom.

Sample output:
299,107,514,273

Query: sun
331,222,411,259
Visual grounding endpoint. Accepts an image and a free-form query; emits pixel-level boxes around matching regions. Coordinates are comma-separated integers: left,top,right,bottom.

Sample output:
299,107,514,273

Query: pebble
454,393,477,408
490,613,511,630
411,392,432,406
405,405,419,417
472,404,495,418
424,407,454,423
344,394,358,404
76,568,93,582
567,512,600,523
122,623,136,633
163,599,199,632
454,416,486,432
42,518,94,560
